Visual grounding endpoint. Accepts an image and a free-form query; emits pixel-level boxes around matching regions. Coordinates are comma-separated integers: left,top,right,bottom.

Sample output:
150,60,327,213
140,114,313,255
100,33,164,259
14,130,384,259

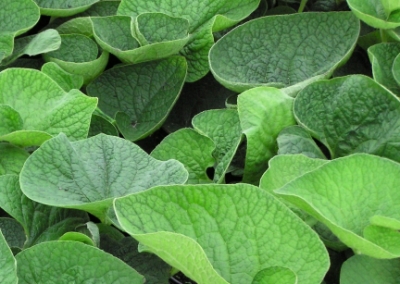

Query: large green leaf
341,255,400,283
0,174,89,248
151,128,215,184
87,57,187,141
238,87,295,184
0,0,40,62
0,230,17,284
209,12,360,94
368,42,400,95
275,153,400,258
294,75,400,162
117,0,260,82
34,0,100,17
0,68,97,146
20,133,188,223
115,184,329,284
347,0,400,29
43,34,109,85
16,241,144,283
0,143,29,175
91,14,190,64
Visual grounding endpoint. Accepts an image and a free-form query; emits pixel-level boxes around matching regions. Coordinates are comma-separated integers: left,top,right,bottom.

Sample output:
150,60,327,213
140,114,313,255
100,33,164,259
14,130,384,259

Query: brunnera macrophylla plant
1,0,400,283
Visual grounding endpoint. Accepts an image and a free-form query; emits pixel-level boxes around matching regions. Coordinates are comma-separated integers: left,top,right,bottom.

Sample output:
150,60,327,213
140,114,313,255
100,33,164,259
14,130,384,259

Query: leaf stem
380,29,388,42
298,0,308,13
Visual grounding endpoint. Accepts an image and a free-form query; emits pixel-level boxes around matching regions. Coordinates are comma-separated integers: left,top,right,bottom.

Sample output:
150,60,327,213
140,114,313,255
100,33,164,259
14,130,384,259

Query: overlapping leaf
0,230,17,284
34,0,100,17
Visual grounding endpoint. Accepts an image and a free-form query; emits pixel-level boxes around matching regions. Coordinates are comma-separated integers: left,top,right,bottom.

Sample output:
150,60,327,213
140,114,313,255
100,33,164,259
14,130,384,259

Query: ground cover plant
1,0,400,283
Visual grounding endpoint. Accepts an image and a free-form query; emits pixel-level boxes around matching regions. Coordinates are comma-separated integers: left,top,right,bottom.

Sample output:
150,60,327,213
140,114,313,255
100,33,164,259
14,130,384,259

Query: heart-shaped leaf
209,12,360,94
20,133,188,222
115,183,329,284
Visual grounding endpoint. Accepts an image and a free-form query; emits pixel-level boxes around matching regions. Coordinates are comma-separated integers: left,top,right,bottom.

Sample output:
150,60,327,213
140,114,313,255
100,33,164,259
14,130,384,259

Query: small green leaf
87,57,187,141
34,0,100,17
277,126,326,159
347,0,400,29
20,133,188,222
89,114,119,137
16,241,145,283
368,42,400,95
0,68,97,146
238,87,295,184
294,75,400,162
341,255,400,284
151,128,215,184
0,230,17,284
41,62,84,92
59,232,96,246
192,109,242,183
115,184,329,284
252,267,297,284
0,143,29,175
209,12,360,94
275,153,400,258
0,0,40,62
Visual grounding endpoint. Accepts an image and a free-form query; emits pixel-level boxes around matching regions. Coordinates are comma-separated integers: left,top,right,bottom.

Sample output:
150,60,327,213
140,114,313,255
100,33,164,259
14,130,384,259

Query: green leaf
209,12,360,94
1,29,61,67
252,267,297,284
368,42,400,95
341,255,400,284
275,153,400,258
87,57,187,141
294,75,400,162
115,184,329,284
277,126,326,159
20,133,188,222
34,0,100,17
0,218,26,249
16,241,145,283
238,87,295,184
56,17,94,37
0,230,17,284
91,14,190,64
75,221,100,247
0,143,29,175
89,114,119,137
393,53,400,86
0,174,89,248
192,109,242,183
0,0,40,62
0,68,97,146
347,0,400,29
151,128,215,184
43,34,109,85
101,236,171,284
117,0,260,82
59,232,96,246
41,62,84,92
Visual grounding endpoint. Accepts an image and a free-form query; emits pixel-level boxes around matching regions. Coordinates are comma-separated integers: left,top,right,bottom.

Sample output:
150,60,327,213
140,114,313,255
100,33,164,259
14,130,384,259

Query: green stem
298,0,308,13
380,29,388,42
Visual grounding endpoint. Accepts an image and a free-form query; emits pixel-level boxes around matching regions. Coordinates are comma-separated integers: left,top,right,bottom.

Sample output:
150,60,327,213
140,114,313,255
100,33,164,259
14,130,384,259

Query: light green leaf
275,153,400,258
192,109,242,183
1,29,61,67
56,17,94,37
34,0,100,17
341,255,400,284
0,0,40,62
0,218,26,249
91,14,190,64
347,0,400,29
368,42,400,95
101,236,171,284
43,34,109,85
238,87,295,184
294,75,400,162
87,57,187,141
209,12,359,94
20,133,188,222
59,232,96,246
393,53,400,86
252,267,297,284
0,174,89,248
277,126,326,159
0,68,97,146
115,184,329,284
151,128,215,184
117,0,260,82
16,241,144,283
75,221,100,247
41,62,84,92
0,230,17,284
0,143,29,175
